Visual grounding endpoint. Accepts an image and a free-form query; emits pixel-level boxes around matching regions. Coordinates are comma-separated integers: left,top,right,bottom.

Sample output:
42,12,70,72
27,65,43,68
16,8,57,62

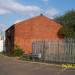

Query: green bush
13,48,24,56
19,55,32,61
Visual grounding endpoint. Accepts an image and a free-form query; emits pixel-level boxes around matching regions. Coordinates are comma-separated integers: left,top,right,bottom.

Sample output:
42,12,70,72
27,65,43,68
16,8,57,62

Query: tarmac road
0,54,75,75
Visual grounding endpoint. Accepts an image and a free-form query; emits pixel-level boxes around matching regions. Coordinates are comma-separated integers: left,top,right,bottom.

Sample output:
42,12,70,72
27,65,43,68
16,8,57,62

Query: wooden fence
32,39,75,63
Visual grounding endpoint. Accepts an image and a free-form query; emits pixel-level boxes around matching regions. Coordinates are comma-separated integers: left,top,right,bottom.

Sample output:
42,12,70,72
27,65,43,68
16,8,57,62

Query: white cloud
42,0,49,3
45,8,59,19
0,9,10,15
0,24,8,31
0,0,41,15
0,0,59,19
42,0,48,2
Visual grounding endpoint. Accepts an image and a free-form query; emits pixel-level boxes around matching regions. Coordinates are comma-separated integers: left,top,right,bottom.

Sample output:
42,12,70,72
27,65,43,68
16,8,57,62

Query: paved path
0,54,75,75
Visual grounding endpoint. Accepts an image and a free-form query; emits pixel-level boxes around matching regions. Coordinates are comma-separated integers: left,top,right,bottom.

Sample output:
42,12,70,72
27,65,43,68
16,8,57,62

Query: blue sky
0,0,75,32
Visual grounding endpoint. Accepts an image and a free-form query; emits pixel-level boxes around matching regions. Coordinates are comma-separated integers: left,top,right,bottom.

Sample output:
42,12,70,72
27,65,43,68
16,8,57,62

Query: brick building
5,15,62,54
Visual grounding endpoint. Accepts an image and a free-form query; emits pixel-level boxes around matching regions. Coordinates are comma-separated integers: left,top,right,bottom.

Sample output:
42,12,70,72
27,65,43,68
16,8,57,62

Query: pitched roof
16,15,62,27
7,15,62,31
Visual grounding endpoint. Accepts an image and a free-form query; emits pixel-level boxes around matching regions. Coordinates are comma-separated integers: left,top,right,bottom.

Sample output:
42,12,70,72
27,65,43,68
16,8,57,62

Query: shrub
19,54,32,61
13,48,24,56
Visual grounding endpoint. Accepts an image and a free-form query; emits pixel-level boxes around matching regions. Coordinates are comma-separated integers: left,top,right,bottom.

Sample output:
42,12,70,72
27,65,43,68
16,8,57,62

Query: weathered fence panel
32,39,75,63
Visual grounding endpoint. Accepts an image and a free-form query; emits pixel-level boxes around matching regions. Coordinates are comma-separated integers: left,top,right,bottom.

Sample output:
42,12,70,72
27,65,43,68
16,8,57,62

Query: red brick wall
13,16,62,54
